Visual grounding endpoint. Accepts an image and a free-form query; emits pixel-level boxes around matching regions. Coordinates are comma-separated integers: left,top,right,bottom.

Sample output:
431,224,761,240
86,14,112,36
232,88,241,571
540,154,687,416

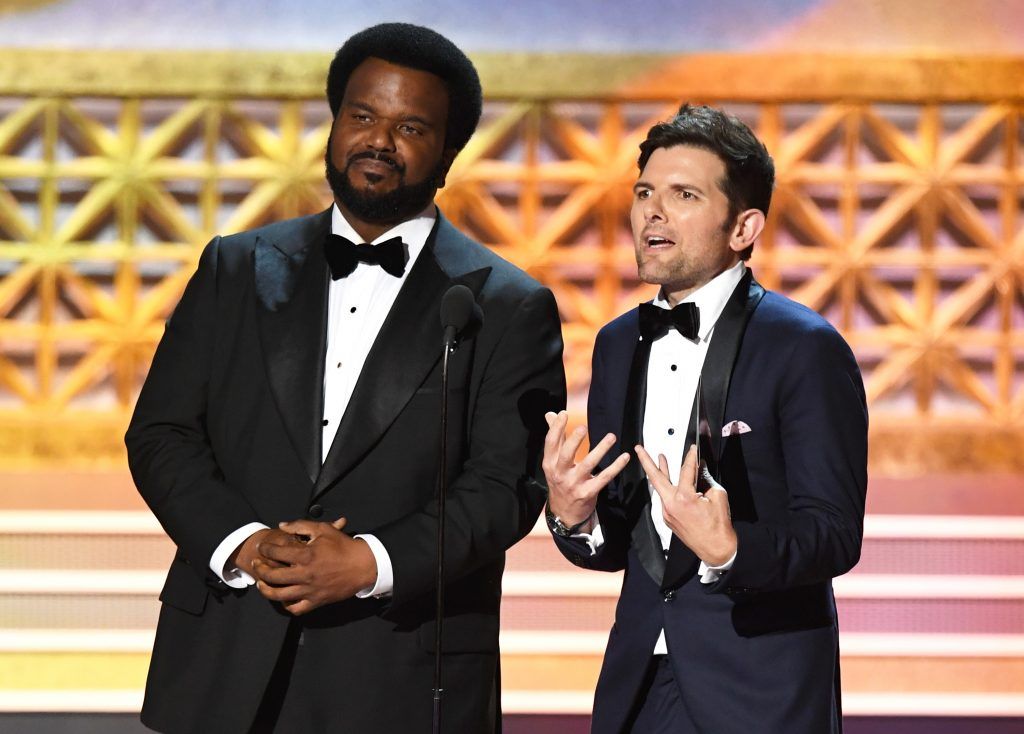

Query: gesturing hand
250,517,377,616
541,410,630,533
634,444,736,567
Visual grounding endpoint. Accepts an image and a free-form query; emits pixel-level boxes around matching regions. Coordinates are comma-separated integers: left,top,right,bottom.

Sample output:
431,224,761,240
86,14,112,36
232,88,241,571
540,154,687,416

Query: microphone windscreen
440,284,476,331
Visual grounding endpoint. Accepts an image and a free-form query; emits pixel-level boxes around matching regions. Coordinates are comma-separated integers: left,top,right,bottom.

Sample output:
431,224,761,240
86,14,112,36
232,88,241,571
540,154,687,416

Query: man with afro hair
128,23,565,733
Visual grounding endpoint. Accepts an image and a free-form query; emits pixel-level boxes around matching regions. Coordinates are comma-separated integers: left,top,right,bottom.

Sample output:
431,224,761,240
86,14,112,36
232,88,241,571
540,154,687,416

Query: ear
728,209,766,254
434,148,459,189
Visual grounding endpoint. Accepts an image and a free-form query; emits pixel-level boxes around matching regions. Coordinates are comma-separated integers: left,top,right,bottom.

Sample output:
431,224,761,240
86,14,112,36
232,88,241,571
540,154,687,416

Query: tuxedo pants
625,655,699,734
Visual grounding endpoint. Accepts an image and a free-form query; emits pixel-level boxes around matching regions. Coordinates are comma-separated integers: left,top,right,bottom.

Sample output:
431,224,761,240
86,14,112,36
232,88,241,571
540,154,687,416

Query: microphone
440,284,483,347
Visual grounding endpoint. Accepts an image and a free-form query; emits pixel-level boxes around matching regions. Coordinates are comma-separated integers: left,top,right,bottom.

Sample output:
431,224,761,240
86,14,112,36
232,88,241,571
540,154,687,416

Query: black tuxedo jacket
126,208,565,733
553,272,867,734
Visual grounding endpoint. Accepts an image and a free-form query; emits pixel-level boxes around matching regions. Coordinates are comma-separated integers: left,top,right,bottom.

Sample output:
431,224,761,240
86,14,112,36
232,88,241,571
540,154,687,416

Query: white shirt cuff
353,533,392,598
210,522,269,588
572,519,604,556
698,549,737,584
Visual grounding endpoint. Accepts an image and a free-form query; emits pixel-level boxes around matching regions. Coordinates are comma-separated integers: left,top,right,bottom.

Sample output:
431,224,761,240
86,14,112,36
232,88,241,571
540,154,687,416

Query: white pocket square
722,420,751,437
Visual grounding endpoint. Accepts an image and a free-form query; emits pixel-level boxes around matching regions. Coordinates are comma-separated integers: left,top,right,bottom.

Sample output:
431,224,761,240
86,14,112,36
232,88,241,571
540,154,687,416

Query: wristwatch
545,503,590,538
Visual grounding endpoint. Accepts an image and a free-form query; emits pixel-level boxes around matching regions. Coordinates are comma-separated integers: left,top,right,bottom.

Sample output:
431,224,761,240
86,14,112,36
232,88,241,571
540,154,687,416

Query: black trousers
625,655,699,734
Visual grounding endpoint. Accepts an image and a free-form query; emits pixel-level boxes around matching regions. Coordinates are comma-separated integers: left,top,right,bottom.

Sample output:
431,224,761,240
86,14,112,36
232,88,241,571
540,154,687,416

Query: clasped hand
635,444,737,567
233,519,377,616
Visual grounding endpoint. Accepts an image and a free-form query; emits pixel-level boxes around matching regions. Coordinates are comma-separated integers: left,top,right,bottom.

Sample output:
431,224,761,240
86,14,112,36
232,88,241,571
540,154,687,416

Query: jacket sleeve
707,323,868,595
548,329,632,573
125,238,261,581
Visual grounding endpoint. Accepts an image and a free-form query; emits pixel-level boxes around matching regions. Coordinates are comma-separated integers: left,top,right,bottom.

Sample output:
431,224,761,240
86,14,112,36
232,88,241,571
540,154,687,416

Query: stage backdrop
0,0,1022,723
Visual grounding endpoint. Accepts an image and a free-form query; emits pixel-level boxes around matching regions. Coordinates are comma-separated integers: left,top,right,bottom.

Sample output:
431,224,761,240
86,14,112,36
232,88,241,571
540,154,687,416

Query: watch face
545,506,571,537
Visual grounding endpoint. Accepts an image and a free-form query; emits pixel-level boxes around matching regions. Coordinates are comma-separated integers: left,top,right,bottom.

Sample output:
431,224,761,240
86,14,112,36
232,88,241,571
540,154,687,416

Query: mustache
345,150,404,173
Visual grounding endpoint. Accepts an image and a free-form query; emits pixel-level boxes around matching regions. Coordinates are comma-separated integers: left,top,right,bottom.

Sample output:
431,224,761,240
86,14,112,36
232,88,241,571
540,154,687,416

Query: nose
642,192,666,223
364,120,396,152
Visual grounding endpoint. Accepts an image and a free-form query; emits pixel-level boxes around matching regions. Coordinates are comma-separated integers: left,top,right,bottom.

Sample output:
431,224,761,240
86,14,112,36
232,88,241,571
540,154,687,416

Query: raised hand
634,444,736,567
541,410,630,533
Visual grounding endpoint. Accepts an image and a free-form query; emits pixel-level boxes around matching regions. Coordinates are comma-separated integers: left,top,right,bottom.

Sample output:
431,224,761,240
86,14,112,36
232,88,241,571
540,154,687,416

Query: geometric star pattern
1,54,1022,466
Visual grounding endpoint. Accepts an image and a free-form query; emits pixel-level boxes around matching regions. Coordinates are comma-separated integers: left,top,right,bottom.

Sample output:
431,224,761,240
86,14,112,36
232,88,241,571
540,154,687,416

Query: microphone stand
432,284,479,734
432,327,456,734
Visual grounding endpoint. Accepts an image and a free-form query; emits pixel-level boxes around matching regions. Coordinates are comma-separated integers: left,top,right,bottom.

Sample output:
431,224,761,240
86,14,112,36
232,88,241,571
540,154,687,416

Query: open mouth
645,234,675,249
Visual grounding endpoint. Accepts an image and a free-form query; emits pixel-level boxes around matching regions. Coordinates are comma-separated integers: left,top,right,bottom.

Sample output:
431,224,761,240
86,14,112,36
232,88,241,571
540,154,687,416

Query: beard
325,143,442,225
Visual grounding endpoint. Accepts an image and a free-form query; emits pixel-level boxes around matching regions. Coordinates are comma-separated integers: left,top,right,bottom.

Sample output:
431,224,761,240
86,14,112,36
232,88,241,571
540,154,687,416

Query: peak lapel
313,221,491,498
699,270,765,472
254,209,331,485
618,323,667,585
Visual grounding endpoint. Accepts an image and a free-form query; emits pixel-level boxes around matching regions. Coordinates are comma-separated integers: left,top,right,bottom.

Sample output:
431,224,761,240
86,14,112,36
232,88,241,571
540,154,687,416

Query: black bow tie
325,234,408,279
639,301,700,342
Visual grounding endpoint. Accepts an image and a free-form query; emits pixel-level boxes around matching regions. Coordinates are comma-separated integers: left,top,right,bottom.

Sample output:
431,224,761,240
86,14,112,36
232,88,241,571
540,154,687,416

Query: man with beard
126,23,565,733
542,105,866,733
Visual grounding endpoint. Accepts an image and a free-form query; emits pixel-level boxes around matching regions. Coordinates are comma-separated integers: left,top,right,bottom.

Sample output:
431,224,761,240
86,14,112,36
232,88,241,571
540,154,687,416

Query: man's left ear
435,149,459,189
728,209,766,254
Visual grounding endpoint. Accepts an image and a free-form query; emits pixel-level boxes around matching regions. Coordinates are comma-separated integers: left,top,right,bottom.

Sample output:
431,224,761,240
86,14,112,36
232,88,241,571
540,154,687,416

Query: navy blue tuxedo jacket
553,271,867,734
126,208,565,733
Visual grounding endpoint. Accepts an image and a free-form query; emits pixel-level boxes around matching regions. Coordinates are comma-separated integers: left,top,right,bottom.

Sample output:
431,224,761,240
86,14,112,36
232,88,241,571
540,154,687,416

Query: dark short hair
326,23,483,153
638,104,774,259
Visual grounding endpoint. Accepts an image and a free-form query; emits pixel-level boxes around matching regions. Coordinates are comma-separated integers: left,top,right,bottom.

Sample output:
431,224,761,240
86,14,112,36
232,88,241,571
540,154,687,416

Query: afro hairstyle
326,23,483,152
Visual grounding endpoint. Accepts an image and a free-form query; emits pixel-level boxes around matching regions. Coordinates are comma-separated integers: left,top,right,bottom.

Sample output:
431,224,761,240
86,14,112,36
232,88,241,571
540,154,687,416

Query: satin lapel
700,270,765,472
619,328,666,585
254,209,332,485
313,222,491,497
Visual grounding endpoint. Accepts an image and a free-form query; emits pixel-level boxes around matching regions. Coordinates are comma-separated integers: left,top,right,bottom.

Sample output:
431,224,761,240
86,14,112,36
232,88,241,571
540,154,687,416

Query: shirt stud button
667,428,675,436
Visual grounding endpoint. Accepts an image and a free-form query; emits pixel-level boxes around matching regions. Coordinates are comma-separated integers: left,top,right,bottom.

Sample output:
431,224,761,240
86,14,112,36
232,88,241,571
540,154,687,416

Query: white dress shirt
580,261,746,653
209,203,436,597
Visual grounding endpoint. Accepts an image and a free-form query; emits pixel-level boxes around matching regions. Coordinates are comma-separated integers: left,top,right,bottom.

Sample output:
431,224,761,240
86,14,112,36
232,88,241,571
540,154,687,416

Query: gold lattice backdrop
0,51,1022,470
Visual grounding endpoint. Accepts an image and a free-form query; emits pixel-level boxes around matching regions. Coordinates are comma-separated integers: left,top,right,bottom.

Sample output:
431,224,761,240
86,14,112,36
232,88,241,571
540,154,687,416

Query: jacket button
308,504,324,519
663,590,675,602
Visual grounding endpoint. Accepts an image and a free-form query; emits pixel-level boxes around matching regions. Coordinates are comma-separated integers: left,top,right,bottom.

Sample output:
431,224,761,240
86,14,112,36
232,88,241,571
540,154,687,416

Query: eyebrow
673,182,705,195
400,114,435,129
633,180,705,195
344,100,377,115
